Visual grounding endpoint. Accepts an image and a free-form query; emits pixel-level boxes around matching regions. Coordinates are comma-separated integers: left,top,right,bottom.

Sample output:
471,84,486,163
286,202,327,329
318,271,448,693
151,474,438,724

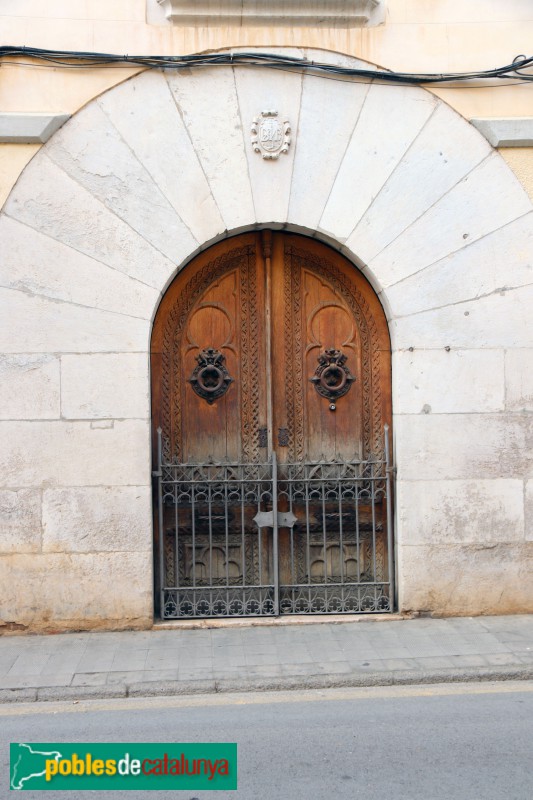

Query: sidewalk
1,615,533,703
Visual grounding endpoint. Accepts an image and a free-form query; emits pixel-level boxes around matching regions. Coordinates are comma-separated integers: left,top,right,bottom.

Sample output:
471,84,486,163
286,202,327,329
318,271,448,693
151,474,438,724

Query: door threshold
154,613,405,630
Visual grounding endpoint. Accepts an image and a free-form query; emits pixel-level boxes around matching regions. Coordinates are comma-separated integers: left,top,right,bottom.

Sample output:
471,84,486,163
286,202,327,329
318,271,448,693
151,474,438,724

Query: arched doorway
152,231,393,619
2,47,532,632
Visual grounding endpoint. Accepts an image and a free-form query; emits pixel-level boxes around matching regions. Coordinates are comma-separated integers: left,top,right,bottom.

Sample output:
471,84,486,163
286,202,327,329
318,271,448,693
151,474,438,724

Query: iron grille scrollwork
155,427,394,619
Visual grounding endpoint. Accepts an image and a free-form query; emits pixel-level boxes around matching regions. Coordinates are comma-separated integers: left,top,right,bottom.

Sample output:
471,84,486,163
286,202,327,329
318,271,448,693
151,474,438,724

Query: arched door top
151,231,391,465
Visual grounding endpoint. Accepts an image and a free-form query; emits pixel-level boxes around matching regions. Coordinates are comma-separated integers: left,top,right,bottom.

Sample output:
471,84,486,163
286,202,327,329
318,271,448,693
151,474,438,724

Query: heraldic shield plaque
251,110,291,159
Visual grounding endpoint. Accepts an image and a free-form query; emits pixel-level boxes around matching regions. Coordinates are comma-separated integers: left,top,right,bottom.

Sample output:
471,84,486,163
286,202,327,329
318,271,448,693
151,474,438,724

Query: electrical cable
1,46,533,85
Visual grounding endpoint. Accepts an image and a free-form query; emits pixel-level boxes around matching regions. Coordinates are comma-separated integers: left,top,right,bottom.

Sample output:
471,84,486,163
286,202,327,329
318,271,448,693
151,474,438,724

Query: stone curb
127,679,216,697
0,688,38,703
1,665,532,704
206,665,533,694
37,685,127,702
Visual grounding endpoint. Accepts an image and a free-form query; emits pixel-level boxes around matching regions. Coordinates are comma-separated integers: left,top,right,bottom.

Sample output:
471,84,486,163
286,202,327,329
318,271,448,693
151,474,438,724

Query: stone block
398,542,533,616
319,83,436,242
350,103,491,262
393,349,504,414
45,102,197,265
526,481,533,542
234,56,303,224
42,486,152,553
3,155,175,292
0,552,153,631
98,71,224,246
0,489,41,554
505,349,533,411
396,479,524,545
0,289,149,354
166,67,254,232
0,420,150,487
369,154,532,288
289,68,370,230
391,284,533,349
384,212,533,318
0,216,158,321
60,353,149,420
0,354,60,419
394,413,533,481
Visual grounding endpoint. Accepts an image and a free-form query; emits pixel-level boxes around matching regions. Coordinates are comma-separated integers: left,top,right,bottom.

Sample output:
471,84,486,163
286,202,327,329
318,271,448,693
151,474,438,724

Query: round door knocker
310,348,355,408
319,364,347,394
197,364,225,394
189,348,233,404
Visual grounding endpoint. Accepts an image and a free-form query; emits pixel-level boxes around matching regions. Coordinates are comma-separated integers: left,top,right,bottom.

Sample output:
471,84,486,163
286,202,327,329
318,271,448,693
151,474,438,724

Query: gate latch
253,510,297,529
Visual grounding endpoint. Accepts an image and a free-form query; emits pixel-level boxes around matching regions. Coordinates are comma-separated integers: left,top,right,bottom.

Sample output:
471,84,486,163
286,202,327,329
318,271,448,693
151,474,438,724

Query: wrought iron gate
154,427,394,619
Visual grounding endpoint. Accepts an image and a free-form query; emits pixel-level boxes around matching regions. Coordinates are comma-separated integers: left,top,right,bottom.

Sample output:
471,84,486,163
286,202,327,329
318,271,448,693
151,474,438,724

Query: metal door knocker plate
311,348,355,403
189,348,233,404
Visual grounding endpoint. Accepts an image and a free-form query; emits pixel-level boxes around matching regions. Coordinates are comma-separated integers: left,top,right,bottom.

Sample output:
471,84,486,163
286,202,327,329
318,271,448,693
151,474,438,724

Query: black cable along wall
1,46,533,86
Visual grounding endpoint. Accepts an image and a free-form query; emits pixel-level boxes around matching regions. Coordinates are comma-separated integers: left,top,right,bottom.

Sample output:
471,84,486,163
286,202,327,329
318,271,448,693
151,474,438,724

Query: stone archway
1,48,532,630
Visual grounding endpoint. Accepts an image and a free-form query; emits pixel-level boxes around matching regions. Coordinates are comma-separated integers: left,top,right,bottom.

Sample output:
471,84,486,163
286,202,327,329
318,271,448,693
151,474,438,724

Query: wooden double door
152,232,393,618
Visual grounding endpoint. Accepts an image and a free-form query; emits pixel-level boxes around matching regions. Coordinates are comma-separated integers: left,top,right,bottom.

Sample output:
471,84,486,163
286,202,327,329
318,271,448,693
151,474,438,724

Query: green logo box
10,743,237,791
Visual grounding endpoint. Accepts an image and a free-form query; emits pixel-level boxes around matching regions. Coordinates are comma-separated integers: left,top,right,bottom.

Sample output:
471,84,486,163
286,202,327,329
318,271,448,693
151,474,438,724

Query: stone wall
1,50,532,630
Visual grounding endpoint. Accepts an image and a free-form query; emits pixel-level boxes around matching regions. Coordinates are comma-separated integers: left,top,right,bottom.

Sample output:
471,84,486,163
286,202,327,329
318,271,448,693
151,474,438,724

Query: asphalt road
2,682,532,799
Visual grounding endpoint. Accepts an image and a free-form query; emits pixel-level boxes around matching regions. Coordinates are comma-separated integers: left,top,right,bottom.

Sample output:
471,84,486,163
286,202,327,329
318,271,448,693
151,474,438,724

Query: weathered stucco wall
500,148,533,201
1,49,532,630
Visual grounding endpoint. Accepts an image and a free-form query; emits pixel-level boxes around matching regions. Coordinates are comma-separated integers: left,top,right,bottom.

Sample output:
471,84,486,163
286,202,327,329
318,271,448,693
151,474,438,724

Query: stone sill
0,113,70,144
471,118,533,148
156,0,386,27
155,613,405,630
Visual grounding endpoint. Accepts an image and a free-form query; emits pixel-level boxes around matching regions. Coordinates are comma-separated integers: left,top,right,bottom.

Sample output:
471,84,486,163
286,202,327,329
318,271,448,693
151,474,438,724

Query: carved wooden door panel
270,235,390,464
152,233,268,464
269,235,392,610
152,232,393,618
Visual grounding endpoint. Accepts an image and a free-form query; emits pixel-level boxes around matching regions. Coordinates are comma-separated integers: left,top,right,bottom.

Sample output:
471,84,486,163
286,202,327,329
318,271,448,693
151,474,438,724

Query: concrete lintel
0,113,71,144
156,0,385,26
471,118,533,148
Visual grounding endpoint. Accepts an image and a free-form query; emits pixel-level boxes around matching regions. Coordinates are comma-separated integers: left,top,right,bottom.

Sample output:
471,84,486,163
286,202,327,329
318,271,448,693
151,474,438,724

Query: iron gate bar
272,451,279,616
385,424,395,609
154,427,394,619
275,439,392,614
155,428,277,619
155,427,164,612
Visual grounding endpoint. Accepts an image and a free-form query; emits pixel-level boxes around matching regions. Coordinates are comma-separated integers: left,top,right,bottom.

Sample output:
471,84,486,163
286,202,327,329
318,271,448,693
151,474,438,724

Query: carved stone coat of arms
251,110,291,160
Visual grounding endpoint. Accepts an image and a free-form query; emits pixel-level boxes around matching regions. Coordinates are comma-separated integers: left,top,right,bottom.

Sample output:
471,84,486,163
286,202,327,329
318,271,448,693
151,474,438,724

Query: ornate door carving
152,233,390,464
271,236,390,464
152,235,267,464
152,232,392,618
